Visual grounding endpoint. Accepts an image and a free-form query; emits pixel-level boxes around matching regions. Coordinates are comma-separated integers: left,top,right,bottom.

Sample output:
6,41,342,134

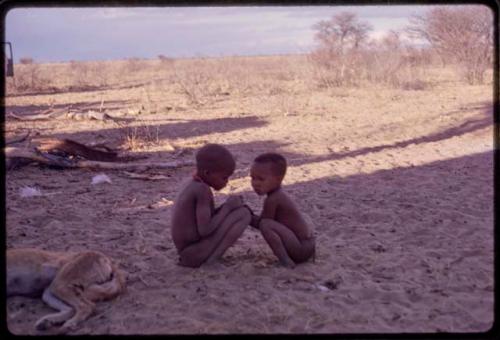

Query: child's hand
242,204,254,216
225,195,243,210
250,214,260,229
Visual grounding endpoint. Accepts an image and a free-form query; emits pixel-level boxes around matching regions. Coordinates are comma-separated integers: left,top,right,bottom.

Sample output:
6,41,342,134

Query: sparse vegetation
309,12,434,89
12,59,52,92
158,54,175,65
122,121,161,151
6,15,493,97
309,6,493,89
3,7,493,100
19,57,34,64
124,57,148,73
311,11,372,87
406,5,493,84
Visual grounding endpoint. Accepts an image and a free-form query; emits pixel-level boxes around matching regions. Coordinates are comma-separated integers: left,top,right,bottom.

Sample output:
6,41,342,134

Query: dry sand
4,63,494,334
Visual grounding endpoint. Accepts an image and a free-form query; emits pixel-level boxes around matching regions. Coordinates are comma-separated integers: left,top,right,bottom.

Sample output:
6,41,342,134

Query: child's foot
203,260,226,271
280,258,296,269
205,256,226,267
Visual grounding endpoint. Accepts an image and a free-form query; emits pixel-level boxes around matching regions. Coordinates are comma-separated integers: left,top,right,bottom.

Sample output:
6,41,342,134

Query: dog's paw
60,319,78,333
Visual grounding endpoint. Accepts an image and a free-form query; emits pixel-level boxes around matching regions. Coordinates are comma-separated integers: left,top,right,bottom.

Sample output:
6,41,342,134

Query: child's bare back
171,144,251,268
171,180,214,251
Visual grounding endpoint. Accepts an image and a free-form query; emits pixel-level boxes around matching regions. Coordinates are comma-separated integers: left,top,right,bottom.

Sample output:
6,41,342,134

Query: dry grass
4,54,493,154
7,53,488,98
119,119,161,151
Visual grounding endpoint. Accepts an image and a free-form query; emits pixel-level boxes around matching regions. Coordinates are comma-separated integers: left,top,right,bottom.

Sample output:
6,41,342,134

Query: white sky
4,5,438,62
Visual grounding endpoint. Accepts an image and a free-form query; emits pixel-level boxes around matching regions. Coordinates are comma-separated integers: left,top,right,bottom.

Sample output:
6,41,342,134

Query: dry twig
34,138,118,162
5,130,31,145
5,146,194,171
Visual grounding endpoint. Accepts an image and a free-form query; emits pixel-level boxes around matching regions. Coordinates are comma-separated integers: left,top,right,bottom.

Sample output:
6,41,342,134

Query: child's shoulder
181,179,210,195
266,188,288,202
270,188,298,206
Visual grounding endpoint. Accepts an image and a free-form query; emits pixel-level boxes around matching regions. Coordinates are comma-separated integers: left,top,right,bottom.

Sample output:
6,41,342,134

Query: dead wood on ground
120,171,171,181
5,130,31,145
33,138,119,162
8,107,133,122
8,106,69,121
5,146,194,171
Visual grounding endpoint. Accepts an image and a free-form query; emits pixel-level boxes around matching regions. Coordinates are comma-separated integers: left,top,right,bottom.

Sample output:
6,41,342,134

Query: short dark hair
196,144,235,173
253,152,287,178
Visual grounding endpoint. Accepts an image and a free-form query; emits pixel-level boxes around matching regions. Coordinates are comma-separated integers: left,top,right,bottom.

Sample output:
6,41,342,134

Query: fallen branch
8,107,132,122
34,138,118,162
86,140,118,153
5,146,194,171
5,130,31,145
8,106,70,121
5,147,75,168
120,171,170,181
65,110,128,122
75,159,194,171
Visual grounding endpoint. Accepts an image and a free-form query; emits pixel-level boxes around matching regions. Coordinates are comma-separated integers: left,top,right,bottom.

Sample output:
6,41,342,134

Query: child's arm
249,213,260,228
261,196,278,219
196,189,238,237
253,197,278,228
239,203,261,228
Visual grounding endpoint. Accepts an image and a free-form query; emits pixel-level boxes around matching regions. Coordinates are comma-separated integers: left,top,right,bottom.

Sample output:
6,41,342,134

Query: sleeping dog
7,248,126,333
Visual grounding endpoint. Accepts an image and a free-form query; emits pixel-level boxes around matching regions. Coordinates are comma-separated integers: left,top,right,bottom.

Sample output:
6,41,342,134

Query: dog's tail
84,263,126,302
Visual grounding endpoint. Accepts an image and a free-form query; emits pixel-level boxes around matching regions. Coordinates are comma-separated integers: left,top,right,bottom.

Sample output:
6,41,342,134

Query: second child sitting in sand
249,153,315,268
171,144,251,268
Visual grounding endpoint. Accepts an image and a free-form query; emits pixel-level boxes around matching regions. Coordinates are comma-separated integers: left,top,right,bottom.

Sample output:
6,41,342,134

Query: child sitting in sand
171,144,251,268
249,153,315,268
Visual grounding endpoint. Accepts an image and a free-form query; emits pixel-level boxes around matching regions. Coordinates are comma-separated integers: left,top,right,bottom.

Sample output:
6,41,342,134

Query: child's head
195,144,236,190
250,153,287,196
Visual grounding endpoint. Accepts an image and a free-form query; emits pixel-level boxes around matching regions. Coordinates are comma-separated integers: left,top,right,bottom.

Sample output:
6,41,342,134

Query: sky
4,5,439,63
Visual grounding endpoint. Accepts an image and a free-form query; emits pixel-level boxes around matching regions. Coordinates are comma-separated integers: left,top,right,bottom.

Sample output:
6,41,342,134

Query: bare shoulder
273,189,303,215
266,189,289,205
182,180,211,198
174,181,211,210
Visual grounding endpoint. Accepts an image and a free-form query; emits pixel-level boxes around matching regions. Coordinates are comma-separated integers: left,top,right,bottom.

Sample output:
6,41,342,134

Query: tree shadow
35,115,269,146
5,101,494,195
232,149,494,331
237,149,494,260
224,102,494,180
285,103,494,168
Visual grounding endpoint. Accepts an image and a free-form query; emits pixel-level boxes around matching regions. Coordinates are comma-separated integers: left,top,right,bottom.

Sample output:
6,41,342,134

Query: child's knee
178,252,204,268
178,257,203,268
241,207,251,222
233,206,251,223
259,218,273,230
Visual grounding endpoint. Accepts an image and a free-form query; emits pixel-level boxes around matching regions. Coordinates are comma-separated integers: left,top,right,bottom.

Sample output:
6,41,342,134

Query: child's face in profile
250,162,282,196
204,168,233,191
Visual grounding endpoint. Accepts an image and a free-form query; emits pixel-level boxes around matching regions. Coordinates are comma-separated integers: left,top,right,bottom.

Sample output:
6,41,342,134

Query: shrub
407,5,493,84
19,57,34,65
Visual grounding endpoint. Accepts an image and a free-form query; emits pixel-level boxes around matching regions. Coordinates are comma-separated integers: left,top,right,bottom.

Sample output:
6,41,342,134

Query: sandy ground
4,67,495,334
